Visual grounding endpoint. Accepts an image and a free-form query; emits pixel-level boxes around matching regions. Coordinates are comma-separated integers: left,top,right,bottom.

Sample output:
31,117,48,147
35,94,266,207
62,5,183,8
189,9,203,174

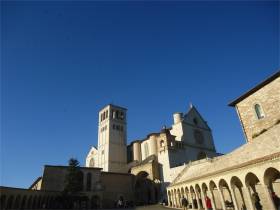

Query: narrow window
105,110,108,119
160,140,164,147
255,104,265,119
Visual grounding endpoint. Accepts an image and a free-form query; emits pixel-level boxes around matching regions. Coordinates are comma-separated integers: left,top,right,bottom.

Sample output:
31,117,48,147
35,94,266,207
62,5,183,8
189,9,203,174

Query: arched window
144,143,149,158
86,173,92,191
254,104,265,119
160,140,165,147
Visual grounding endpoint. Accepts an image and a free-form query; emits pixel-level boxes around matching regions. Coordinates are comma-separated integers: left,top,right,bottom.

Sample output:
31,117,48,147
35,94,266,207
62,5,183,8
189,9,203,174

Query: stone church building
0,70,279,210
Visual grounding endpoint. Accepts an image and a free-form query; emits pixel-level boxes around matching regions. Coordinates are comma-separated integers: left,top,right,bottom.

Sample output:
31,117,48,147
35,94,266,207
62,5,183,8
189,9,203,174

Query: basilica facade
85,102,219,202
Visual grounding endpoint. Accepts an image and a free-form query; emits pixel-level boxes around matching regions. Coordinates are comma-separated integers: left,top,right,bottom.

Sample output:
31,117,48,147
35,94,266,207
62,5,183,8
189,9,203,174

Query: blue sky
1,1,279,188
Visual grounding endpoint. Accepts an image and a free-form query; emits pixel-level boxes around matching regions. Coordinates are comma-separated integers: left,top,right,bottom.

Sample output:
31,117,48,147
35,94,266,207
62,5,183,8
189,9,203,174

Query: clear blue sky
1,1,279,188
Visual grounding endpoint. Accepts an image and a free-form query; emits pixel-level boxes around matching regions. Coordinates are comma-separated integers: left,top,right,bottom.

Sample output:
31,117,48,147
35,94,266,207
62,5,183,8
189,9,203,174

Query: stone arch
177,188,181,207
6,195,14,209
167,190,171,206
195,184,203,209
209,180,221,210
263,167,280,209
190,185,197,209
0,194,7,209
263,167,280,192
245,172,266,209
181,187,185,199
134,171,158,205
171,189,175,207
231,176,246,210
20,195,27,209
184,186,190,203
219,179,234,208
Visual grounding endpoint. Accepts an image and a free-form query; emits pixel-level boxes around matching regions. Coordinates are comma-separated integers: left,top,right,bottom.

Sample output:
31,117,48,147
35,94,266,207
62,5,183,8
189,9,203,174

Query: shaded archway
177,189,181,208
134,171,158,205
264,167,280,209
185,186,190,205
231,176,246,210
195,184,203,209
245,172,265,209
190,185,198,209
219,179,234,209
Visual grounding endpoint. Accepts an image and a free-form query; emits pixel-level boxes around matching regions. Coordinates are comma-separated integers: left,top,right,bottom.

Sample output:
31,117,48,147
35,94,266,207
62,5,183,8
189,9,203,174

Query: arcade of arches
167,162,280,210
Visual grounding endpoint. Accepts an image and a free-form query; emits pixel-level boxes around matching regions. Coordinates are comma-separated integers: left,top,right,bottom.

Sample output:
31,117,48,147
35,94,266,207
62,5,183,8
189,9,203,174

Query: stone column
218,189,226,210
263,185,277,210
210,190,217,210
229,186,239,210
244,187,255,210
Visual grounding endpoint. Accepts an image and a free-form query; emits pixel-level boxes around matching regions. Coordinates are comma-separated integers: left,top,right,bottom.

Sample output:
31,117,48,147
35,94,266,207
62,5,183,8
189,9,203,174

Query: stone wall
235,77,280,142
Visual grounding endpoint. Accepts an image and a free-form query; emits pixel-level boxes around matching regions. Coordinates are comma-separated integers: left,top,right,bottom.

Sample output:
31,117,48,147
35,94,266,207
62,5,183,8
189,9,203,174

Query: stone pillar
244,187,255,210
263,185,277,210
229,186,239,210
210,190,217,210
218,189,227,210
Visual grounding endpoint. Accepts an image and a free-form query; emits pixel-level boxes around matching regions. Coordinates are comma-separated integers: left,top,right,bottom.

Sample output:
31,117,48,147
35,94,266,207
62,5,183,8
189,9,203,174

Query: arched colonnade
167,163,280,210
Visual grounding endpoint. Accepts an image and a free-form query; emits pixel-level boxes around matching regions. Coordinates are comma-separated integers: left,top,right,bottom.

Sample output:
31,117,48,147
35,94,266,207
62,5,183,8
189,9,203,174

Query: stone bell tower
97,104,127,172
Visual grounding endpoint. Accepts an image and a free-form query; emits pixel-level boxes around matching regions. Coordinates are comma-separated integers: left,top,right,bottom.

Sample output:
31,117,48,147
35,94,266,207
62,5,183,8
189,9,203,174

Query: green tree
64,158,84,195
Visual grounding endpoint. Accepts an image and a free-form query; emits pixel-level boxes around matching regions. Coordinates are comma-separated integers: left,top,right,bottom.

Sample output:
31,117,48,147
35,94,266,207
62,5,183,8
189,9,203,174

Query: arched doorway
134,171,158,205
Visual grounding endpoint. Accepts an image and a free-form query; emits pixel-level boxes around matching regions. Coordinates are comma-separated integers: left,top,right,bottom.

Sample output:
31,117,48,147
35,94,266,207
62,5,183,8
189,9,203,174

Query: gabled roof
228,70,280,107
184,104,211,130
